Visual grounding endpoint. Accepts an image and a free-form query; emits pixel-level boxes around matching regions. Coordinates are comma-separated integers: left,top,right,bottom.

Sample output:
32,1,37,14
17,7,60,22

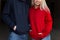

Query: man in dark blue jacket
2,0,30,40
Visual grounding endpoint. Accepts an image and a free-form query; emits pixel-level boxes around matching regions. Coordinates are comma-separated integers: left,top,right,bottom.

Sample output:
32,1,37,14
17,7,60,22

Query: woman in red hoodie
29,0,53,40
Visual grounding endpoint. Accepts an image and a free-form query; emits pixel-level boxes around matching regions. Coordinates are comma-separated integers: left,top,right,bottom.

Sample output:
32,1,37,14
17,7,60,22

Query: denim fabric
8,32,28,40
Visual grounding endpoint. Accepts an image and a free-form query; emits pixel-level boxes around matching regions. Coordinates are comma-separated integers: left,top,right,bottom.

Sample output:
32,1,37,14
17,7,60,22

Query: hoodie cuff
9,22,15,29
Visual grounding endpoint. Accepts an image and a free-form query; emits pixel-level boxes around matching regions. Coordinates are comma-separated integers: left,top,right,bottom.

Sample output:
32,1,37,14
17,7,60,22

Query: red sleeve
29,8,38,39
41,11,53,38
29,9,36,33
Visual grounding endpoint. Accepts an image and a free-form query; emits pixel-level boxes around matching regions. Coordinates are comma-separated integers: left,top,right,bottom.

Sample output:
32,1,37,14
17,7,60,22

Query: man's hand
13,26,16,31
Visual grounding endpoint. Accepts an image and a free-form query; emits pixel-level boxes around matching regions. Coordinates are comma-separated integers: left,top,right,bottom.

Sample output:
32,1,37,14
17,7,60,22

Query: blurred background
0,0,60,40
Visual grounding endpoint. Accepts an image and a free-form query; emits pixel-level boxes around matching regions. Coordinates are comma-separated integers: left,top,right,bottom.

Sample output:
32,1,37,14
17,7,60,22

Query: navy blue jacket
2,0,30,34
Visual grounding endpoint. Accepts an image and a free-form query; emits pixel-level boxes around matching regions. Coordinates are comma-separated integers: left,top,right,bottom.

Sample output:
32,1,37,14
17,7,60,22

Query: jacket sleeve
2,0,15,28
41,11,53,38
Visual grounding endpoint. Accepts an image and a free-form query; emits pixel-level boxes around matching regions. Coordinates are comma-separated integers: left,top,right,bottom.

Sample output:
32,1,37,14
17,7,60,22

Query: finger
14,26,16,30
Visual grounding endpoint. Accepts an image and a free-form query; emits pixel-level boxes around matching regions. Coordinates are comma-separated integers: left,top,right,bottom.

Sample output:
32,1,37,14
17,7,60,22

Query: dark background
0,0,60,40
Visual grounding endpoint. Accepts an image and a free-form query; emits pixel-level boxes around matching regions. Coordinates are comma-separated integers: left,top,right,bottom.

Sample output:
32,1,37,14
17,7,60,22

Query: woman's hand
38,33,43,35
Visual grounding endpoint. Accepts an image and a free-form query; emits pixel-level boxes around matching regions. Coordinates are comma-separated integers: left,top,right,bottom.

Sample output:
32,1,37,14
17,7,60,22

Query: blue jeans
32,35,50,40
8,32,28,40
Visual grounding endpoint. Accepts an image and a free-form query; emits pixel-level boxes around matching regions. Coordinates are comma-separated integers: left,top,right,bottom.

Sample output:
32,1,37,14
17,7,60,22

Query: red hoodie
29,7,53,39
